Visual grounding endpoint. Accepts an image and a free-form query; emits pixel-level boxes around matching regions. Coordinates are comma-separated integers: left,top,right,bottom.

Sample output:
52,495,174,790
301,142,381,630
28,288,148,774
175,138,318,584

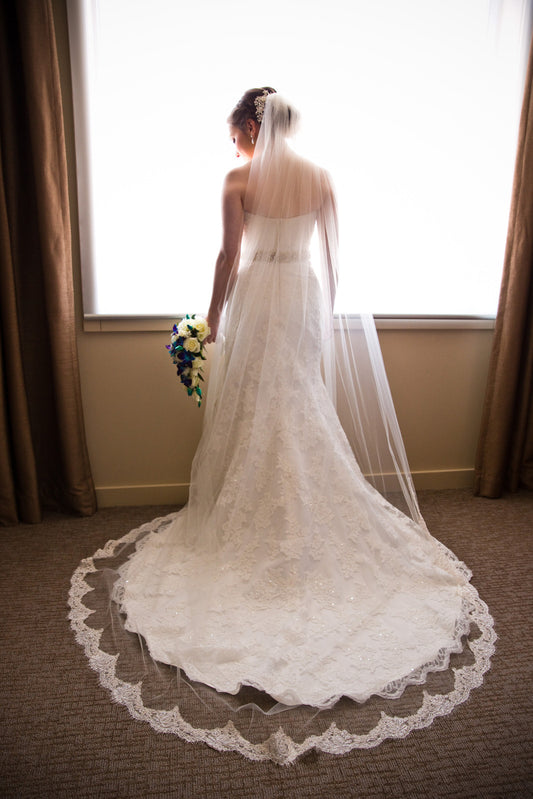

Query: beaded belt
252,250,310,263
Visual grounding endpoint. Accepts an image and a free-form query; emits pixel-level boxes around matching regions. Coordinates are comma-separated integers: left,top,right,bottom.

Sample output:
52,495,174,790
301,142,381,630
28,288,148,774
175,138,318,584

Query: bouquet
166,315,210,406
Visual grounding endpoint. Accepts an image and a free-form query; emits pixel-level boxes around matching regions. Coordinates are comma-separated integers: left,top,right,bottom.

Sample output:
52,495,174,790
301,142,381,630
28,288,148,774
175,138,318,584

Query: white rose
177,318,192,337
183,337,200,353
192,357,204,369
190,374,200,388
193,317,210,341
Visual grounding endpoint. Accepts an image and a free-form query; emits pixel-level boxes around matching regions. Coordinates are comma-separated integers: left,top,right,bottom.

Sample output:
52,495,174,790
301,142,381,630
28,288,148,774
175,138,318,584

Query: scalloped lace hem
68,514,496,765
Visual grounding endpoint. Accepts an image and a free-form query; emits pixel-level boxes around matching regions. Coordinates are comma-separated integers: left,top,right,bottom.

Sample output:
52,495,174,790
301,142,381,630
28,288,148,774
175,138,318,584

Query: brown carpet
0,489,531,798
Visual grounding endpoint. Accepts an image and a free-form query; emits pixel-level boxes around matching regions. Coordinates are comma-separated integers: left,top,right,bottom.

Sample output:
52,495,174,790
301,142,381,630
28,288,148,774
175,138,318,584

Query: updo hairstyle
228,87,277,130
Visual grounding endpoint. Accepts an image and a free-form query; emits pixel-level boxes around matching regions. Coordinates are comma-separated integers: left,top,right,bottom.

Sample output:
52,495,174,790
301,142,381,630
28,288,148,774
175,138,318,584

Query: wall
76,324,492,506
54,0,493,507
77,326,206,506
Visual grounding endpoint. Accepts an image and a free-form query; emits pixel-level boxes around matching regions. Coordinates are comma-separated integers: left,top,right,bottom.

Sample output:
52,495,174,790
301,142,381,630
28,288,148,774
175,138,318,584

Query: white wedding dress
69,95,495,763
113,210,478,707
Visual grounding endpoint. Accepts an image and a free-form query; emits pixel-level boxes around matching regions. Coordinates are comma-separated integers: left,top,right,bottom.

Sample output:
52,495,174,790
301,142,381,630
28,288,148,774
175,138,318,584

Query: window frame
66,0,531,330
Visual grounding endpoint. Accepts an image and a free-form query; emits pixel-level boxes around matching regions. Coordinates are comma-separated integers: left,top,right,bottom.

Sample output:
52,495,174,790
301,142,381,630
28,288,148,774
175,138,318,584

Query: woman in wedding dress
69,88,495,763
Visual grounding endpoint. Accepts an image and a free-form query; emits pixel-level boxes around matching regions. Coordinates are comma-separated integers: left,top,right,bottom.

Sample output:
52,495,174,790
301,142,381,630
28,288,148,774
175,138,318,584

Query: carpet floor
0,489,531,798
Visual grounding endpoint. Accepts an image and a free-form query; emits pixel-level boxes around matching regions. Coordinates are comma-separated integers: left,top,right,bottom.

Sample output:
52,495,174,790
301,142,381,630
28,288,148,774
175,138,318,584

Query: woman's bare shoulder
224,162,251,189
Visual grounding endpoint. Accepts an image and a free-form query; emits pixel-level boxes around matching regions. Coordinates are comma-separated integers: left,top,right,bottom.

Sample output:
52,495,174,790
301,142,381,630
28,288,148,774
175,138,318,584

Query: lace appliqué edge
68,513,496,765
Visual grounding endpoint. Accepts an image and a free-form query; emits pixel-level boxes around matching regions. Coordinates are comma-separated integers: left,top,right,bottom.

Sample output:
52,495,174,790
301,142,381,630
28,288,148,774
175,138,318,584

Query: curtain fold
0,0,96,524
474,32,533,498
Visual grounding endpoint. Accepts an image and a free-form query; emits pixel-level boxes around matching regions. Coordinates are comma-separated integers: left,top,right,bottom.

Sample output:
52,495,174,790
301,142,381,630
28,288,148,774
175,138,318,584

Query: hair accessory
254,90,270,123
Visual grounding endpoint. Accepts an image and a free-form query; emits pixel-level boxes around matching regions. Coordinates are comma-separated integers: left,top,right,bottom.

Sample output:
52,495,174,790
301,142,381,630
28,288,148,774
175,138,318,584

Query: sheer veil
220,92,423,523
182,91,426,611
68,91,495,764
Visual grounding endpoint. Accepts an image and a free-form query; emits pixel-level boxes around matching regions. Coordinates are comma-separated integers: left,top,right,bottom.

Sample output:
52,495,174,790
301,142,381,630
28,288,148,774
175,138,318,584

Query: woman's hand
206,315,219,344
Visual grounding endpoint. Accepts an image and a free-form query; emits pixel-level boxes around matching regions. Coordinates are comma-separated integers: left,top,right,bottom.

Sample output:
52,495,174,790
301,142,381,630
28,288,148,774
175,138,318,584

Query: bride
69,88,495,762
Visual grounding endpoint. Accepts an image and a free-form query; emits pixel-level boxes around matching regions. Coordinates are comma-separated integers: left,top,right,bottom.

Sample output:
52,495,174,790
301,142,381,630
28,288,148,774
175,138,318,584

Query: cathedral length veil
69,92,495,764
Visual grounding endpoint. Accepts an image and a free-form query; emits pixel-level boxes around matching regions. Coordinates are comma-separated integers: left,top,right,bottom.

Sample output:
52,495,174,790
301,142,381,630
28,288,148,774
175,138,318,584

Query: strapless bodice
243,211,316,255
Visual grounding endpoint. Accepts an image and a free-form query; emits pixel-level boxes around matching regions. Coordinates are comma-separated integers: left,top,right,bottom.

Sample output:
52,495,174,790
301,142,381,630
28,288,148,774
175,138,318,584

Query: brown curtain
0,0,96,524
474,33,533,498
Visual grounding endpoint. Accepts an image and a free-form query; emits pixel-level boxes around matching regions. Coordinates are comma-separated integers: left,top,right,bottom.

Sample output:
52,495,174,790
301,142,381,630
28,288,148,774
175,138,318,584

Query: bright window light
68,0,531,316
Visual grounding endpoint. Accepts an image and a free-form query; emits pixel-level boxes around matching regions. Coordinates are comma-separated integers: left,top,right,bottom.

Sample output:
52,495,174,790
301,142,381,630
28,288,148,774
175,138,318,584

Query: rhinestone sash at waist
251,250,310,264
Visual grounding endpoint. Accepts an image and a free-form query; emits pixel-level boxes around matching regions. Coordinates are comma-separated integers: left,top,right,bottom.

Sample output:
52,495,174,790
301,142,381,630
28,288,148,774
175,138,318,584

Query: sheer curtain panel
0,0,96,524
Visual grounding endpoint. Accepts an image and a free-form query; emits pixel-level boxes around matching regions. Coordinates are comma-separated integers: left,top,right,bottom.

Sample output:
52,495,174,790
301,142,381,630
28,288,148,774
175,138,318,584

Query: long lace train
68,512,495,764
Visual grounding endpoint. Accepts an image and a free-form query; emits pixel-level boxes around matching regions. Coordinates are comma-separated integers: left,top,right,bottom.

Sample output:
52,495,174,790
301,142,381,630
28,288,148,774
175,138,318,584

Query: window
67,0,532,317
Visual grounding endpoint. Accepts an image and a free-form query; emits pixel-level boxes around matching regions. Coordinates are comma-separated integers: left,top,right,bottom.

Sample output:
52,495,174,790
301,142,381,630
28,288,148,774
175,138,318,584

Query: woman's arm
206,170,246,343
318,174,339,313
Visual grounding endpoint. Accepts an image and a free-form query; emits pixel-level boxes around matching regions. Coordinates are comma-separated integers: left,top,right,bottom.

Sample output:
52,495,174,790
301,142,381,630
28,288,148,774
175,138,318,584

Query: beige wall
378,326,492,487
54,0,493,507
77,324,492,506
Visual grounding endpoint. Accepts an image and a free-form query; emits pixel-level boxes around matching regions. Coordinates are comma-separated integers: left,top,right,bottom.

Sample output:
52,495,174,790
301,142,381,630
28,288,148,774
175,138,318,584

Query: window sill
82,315,496,333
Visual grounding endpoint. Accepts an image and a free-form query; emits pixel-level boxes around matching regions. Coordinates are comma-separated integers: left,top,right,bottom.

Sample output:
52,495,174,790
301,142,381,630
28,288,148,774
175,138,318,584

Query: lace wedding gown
69,209,495,762
69,94,495,763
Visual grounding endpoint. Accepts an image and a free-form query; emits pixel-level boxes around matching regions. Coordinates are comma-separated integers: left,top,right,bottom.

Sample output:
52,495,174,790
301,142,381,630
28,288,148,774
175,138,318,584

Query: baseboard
364,468,474,492
95,483,190,507
411,468,474,490
95,469,474,508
